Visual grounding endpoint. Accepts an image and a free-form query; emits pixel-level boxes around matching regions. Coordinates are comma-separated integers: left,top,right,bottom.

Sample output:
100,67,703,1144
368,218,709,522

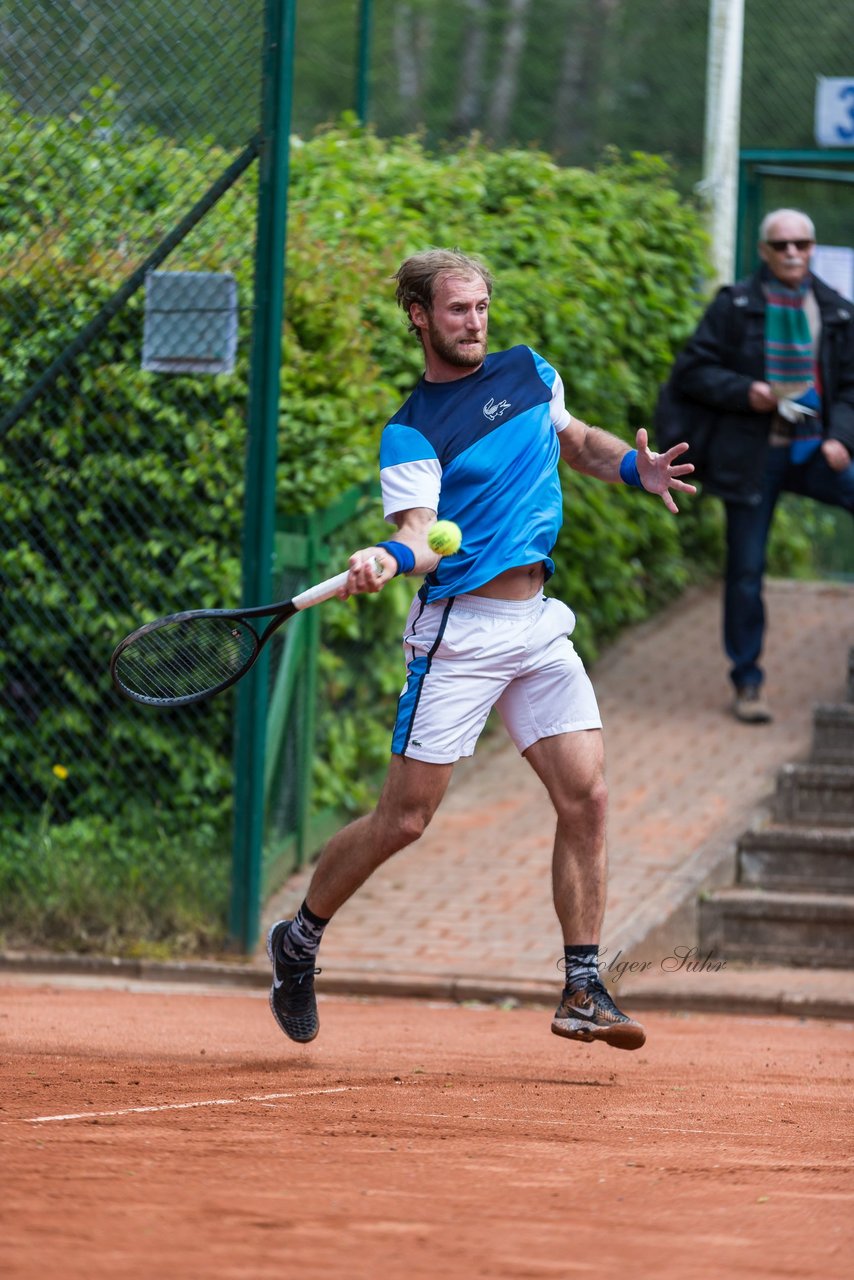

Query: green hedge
284,131,713,813
0,105,761,951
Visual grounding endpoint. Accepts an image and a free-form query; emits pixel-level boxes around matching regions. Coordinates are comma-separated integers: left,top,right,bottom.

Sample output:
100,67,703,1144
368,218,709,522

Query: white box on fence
143,271,238,374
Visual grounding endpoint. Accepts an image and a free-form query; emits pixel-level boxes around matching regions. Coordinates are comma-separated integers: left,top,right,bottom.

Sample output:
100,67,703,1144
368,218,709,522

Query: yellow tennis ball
427,520,463,556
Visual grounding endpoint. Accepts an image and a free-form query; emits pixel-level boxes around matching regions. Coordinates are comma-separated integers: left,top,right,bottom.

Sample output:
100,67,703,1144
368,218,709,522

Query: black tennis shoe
266,920,320,1043
551,978,646,1050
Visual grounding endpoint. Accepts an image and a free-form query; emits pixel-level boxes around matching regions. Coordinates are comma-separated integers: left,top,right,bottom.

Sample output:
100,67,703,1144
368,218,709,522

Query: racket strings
114,617,258,703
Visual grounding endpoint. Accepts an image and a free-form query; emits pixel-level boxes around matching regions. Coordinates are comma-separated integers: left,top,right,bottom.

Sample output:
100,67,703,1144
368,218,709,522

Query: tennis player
268,249,695,1051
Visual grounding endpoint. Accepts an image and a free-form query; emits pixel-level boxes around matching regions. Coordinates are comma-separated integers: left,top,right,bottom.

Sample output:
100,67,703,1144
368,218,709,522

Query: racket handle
292,557,383,611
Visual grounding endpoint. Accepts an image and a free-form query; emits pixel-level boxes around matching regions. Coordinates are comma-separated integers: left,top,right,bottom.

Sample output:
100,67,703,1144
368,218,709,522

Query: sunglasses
765,239,814,252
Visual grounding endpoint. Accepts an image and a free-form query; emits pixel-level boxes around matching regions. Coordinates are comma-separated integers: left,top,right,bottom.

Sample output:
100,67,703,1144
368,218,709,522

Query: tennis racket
110,560,380,708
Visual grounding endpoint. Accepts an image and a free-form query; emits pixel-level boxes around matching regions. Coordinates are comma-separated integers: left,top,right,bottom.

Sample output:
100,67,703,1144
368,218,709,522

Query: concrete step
773,763,854,825
699,887,854,969
738,824,854,893
811,704,854,764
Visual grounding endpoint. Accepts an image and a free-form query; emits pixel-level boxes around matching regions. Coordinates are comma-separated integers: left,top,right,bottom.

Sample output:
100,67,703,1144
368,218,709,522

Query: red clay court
2,980,852,1280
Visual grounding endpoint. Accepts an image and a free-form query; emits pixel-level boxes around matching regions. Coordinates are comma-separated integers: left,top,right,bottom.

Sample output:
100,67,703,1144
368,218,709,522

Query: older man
670,209,854,722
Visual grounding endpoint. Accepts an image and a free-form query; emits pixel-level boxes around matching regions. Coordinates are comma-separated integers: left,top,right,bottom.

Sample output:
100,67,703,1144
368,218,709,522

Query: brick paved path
264,580,854,995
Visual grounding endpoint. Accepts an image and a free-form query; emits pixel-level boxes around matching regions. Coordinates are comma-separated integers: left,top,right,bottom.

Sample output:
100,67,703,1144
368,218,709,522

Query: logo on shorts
483,397,511,421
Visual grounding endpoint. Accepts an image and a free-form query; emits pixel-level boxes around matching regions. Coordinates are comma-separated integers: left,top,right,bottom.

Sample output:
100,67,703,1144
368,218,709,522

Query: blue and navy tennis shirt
379,345,572,602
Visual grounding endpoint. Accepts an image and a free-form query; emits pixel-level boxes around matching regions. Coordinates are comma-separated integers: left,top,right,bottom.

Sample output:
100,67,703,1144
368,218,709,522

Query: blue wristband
376,540,416,576
619,449,644,489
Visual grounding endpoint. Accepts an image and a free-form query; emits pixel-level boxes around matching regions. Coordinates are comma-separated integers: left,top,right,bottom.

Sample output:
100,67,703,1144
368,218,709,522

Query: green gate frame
736,148,854,277
262,480,380,899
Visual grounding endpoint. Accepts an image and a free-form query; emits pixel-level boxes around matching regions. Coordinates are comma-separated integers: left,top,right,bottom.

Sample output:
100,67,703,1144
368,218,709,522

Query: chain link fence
742,0,851,155
0,2,265,950
293,1,853,313
294,2,850,190
742,0,853,268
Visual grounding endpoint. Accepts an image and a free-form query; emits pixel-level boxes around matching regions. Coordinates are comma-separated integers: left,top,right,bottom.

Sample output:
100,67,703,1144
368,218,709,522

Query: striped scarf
765,280,822,463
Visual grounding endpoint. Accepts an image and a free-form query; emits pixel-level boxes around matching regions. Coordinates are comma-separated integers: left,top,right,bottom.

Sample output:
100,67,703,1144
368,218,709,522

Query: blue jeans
723,445,854,690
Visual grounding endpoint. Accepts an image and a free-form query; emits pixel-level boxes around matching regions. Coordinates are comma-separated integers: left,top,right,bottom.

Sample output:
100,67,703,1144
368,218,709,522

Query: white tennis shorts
391,592,602,764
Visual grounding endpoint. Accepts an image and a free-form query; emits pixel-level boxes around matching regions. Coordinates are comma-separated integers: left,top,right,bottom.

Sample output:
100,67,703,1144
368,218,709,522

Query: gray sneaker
733,685,773,723
266,920,320,1043
551,979,646,1050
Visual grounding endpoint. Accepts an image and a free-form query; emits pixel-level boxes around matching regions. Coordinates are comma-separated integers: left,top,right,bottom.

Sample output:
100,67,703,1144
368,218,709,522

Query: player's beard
426,317,487,368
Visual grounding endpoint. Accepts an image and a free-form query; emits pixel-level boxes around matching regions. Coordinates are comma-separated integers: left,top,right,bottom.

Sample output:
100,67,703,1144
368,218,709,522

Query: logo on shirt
483,397,511,421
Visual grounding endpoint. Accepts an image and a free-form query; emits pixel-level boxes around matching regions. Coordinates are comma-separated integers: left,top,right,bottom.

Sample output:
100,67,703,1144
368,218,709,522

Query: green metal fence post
295,515,321,865
230,0,298,953
735,153,750,278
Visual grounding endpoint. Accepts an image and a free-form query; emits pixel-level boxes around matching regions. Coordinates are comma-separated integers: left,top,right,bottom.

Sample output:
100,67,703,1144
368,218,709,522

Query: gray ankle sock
563,944,600,990
280,901,330,962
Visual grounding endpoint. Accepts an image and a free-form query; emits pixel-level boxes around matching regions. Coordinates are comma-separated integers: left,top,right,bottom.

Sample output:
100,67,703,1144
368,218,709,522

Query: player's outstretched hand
634,427,697,514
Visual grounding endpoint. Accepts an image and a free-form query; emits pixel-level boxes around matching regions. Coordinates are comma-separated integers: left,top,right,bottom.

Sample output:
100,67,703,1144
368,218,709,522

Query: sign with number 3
815,77,854,146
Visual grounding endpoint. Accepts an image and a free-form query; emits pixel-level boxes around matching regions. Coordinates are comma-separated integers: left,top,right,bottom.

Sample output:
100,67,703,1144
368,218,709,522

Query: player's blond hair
394,249,493,336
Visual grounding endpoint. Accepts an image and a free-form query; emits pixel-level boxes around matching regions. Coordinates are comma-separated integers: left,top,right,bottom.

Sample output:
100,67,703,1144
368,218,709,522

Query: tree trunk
552,0,622,160
487,0,532,143
453,0,488,136
393,5,419,130
393,2,435,132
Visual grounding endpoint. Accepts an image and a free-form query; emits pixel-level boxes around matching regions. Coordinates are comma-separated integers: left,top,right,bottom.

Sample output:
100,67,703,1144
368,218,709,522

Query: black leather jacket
670,268,854,504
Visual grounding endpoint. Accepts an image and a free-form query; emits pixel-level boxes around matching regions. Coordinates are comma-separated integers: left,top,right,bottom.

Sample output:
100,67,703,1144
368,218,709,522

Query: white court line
25,1085,361,1124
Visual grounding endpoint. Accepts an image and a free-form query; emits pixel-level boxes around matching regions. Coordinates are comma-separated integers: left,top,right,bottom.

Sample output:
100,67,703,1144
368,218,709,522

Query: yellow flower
51,764,69,781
